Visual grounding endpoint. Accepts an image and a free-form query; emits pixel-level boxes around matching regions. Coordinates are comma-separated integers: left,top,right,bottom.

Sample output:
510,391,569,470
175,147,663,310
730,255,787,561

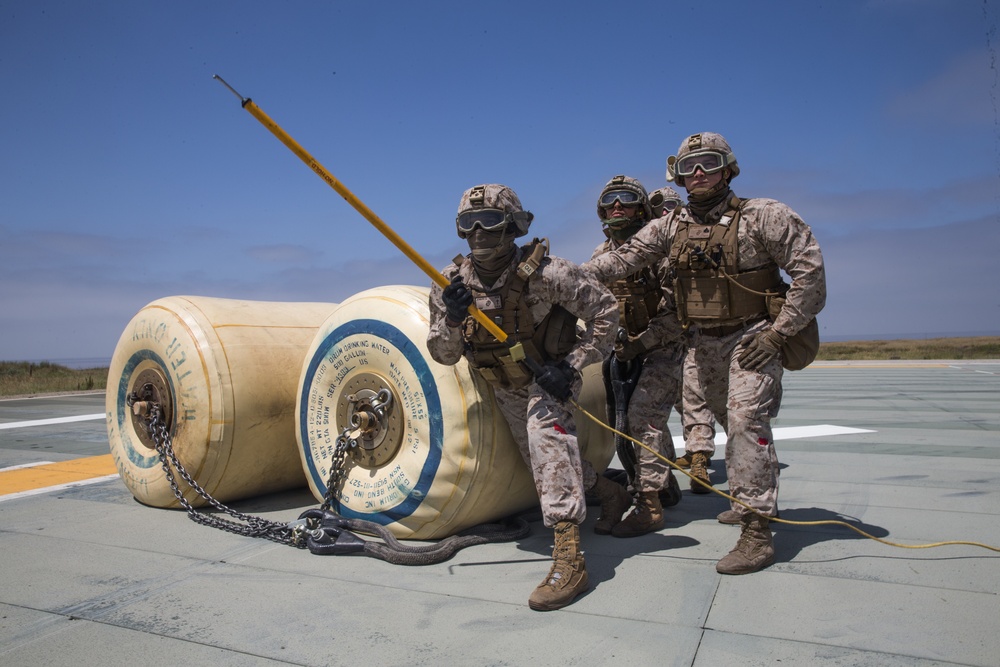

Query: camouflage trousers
494,381,590,528
622,344,682,492
682,320,783,516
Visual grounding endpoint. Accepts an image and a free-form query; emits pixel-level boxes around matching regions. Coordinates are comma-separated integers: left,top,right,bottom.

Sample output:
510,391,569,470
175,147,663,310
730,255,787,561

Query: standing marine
427,184,627,610
583,133,826,574
591,175,685,537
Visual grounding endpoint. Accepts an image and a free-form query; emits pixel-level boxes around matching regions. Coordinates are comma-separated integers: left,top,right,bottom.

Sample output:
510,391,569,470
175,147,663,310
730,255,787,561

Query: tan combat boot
716,514,775,575
528,521,589,611
689,452,712,494
591,475,632,535
675,453,710,469
611,490,664,538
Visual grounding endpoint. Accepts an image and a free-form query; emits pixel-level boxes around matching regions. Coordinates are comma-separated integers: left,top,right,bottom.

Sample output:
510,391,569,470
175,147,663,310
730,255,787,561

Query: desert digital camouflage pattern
583,195,825,519
429,246,618,526
590,236,684,493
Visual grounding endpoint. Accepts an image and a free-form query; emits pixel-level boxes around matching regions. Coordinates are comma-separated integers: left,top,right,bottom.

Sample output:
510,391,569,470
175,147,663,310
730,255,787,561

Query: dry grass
2,336,997,397
816,336,1000,361
0,361,108,398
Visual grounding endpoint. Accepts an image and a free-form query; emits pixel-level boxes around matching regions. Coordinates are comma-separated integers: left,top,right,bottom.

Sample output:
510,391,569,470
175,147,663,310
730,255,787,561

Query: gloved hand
441,275,473,327
737,327,786,371
614,335,647,362
534,360,577,401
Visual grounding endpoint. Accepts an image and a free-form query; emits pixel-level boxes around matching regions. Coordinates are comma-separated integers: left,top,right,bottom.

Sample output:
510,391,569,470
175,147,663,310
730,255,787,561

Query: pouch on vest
537,305,579,360
766,284,820,371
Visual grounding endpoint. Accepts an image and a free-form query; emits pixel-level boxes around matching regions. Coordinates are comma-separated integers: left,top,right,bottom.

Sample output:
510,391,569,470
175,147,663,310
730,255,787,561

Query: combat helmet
666,132,739,187
649,186,684,218
596,175,653,223
455,184,534,239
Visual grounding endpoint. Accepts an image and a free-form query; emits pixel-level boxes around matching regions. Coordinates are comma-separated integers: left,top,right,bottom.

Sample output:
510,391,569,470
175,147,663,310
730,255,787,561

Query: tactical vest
668,197,781,325
604,241,662,336
459,239,579,389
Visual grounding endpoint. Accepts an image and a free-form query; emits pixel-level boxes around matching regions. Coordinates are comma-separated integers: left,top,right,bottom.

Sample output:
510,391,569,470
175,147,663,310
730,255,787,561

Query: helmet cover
456,184,533,238
596,174,653,222
666,132,740,187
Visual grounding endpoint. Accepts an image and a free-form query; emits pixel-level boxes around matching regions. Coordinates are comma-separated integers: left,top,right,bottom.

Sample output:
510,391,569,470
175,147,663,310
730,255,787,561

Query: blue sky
1,0,998,362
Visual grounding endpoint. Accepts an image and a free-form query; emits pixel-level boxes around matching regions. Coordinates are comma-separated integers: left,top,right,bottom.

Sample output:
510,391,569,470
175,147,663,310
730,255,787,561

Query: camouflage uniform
584,185,825,527
590,236,683,494
431,184,630,610
586,198,824,516
428,253,618,526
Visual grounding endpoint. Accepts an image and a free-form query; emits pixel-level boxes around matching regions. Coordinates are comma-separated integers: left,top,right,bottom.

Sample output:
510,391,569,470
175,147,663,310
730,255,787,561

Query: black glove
737,327,786,371
441,275,473,326
614,335,647,362
535,360,577,402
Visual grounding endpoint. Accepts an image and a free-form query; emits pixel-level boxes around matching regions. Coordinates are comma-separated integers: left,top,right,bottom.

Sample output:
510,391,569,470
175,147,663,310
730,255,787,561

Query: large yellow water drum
296,285,615,540
107,296,338,507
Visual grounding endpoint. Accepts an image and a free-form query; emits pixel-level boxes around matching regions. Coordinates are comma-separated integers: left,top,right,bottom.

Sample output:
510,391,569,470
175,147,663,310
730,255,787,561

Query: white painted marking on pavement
0,461,55,472
672,424,875,452
0,413,105,430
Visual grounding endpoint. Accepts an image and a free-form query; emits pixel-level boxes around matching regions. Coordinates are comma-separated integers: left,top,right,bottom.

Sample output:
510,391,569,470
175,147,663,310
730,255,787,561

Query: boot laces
690,455,709,478
734,522,767,556
543,556,577,588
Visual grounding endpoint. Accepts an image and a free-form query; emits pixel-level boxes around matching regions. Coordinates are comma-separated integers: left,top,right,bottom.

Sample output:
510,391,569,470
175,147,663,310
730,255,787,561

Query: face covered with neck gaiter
467,227,517,285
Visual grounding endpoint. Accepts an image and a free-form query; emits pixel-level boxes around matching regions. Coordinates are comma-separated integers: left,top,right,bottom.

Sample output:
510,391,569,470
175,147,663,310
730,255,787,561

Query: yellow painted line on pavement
0,454,119,496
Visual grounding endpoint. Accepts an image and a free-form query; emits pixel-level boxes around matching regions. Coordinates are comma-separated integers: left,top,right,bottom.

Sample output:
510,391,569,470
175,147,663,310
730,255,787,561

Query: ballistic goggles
672,150,733,178
649,191,681,213
598,190,643,208
456,208,509,237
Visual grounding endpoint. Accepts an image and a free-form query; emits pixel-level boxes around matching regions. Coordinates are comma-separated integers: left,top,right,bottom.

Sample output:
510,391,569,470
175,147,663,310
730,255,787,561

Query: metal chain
320,428,352,511
124,393,530,562
127,393,308,548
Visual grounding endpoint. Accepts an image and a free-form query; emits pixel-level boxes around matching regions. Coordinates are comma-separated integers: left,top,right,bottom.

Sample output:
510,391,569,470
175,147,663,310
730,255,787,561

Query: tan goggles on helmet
456,209,509,237
599,190,642,208
674,150,729,177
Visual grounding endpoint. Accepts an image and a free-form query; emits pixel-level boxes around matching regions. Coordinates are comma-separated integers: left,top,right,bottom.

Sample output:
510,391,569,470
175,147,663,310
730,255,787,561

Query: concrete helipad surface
1,360,998,666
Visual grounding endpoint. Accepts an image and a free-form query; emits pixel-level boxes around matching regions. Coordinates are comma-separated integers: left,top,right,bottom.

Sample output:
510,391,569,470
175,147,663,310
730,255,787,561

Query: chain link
320,428,352,511
127,392,308,548
123,393,528,561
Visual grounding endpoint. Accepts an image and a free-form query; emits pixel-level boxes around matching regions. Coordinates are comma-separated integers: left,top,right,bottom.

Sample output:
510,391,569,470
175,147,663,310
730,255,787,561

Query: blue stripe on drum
116,349,172,470
299,318,442,525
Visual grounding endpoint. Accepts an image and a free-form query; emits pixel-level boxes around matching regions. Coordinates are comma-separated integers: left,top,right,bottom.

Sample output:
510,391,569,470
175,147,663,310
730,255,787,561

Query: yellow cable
572,399,1000,553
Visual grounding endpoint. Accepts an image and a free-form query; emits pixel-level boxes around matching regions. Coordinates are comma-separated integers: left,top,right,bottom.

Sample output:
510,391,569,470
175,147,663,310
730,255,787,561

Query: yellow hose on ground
572,400,1000,553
